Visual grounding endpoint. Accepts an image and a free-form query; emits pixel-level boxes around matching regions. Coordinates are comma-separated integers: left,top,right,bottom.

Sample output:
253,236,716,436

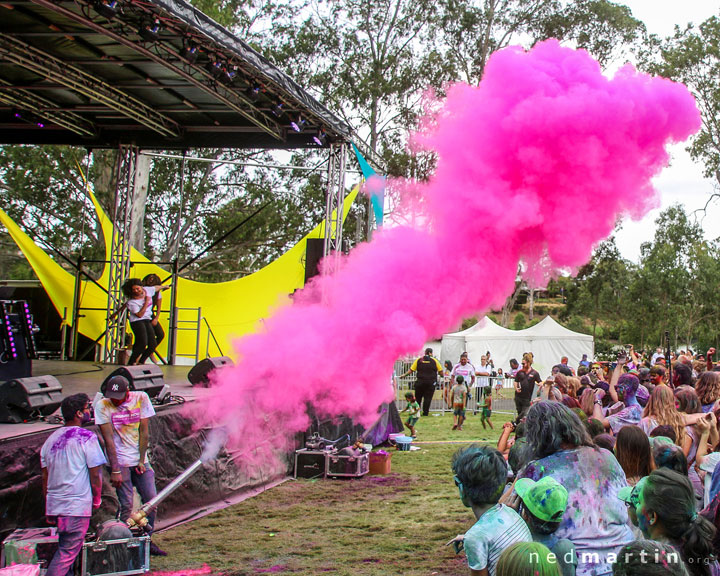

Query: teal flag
352,143,384,226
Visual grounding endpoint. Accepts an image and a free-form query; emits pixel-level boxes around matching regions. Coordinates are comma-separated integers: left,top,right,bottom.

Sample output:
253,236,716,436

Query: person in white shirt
122,278,157,365
41,393,106,576
95,375,166,556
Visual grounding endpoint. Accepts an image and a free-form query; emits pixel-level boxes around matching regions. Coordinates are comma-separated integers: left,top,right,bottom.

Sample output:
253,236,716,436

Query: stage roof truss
0,0,357,149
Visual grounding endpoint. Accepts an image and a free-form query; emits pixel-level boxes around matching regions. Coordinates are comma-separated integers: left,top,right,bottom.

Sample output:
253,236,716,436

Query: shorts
495,382,503,389
482,407,492,418
406,417,419,426
453,404,465,417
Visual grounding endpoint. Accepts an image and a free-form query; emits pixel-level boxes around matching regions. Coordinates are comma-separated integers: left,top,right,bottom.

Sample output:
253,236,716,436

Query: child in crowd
495,369,505,399
514,476,577,576
448,445,531,576
452,375,467,431
401,391,420,438
480,386,494,430
496,542,562,576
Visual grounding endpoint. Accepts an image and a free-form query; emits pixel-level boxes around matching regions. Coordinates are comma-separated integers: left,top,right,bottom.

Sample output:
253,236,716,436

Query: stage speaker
102,365,164,398
188,356,234,387
304,238,325,283
0,375,63,423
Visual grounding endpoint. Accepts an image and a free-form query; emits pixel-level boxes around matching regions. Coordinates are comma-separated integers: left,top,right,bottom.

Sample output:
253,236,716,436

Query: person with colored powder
513,476,577,576
452,375,468,431
401,391,420,438
517,402,633,576
41,393,106,576
592,360,643,435
496,542,562,576
612,540,690,575
447,445,531,576
95,375,166,556
479,386,494,430
631,469,719,576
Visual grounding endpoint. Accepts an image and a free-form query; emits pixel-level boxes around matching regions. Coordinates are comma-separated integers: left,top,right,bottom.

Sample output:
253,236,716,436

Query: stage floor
0,360,213,442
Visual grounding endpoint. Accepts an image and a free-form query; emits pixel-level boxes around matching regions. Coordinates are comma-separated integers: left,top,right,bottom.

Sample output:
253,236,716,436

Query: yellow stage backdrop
0,186,358,363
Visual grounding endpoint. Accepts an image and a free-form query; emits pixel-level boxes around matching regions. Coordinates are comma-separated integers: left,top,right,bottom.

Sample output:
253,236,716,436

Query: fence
393,359,518,416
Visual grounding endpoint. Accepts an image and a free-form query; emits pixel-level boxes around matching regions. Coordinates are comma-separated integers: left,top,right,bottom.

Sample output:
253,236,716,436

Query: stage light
139,19,161,42
271,102,284,117
290,115,306,133
220,65,237,85
95,0,119,20
207,60,224,79
246,84,261,102
313,129,327,146
180,44,199,64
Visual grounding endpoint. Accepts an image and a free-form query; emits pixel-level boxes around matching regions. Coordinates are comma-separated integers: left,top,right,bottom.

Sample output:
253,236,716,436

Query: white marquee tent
440,316,594,378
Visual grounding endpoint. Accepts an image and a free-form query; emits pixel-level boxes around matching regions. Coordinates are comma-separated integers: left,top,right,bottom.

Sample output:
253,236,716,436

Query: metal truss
0,79,97,137
0,34,181,138
103,145,138,364
28,0,285,141
323,143,347,267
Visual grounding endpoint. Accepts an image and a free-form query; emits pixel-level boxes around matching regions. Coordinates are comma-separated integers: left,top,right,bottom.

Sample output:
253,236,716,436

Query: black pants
152,321,165,347
515,397,530,421
415,382,435,416
129,319,157,365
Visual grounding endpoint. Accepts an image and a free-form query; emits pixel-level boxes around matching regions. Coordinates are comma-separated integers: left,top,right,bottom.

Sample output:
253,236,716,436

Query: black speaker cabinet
304,238,325,283
102,365,164,398
188,356,234,387
0,375,63,423
294,449,328,479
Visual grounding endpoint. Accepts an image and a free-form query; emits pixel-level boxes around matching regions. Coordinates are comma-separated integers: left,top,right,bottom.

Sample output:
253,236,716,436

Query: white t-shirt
95,391,155,467
40,426,106,517
451,362,476,388
476,363,491,388
126,295,152,322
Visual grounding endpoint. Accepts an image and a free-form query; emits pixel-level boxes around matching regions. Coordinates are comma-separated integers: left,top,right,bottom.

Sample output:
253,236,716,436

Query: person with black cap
95,375,166,556
400,348,443,417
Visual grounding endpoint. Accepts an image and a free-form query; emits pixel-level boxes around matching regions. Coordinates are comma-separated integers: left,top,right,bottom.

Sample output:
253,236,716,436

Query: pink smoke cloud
192,40,700,462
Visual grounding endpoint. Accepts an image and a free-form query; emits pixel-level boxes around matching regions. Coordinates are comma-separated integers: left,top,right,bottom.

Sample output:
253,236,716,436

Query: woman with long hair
518,402,633,575
580,388,596,418
641,385,686,444
635,469,718,576
615,425,654,486
696,371,720,413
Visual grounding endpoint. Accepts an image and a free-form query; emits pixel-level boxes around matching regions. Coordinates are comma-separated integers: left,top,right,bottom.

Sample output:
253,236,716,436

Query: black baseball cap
104,375,129,399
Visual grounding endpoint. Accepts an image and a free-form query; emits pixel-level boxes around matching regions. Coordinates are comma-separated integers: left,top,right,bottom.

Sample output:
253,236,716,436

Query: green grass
150,412,511,575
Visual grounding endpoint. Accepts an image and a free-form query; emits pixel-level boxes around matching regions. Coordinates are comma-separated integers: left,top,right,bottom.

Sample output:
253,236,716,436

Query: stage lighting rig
290,115,307,132
139,18,161,42
179,43,199,64
94,0,119,20
246,84,261,102
313,129,327,146
271,102,284,118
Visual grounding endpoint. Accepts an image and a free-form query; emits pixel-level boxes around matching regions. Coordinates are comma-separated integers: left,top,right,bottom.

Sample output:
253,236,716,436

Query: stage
0,360,209,442
0,360,292,539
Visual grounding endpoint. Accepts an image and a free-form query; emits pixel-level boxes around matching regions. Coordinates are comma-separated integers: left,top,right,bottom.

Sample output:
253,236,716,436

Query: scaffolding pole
323,143,347,271
103,145,139,364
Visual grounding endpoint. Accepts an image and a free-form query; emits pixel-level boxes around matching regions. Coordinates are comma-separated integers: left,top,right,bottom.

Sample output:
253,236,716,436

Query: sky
613,1,720,262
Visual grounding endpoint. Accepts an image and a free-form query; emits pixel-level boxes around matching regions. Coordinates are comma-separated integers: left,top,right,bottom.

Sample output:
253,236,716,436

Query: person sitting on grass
514,476,577,576
447,445,531,576
480,386,494,430
452,375,468,431
496,542,562,576
401,391,420,438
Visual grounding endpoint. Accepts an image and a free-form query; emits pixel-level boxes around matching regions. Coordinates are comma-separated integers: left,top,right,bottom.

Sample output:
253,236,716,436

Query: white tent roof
441,315,593,378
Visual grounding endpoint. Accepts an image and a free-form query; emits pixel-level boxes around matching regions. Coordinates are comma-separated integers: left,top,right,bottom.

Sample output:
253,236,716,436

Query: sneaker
458,426,463,430
452,424,457,430
149,542,167,557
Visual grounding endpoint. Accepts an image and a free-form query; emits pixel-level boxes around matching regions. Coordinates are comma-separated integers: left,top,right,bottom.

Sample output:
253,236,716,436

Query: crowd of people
440,346,720,576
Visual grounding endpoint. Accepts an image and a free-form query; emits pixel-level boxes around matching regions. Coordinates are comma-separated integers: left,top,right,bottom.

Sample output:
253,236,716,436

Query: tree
638,16,720,179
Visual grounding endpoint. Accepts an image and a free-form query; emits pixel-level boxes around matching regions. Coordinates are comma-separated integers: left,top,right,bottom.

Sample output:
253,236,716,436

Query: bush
534,305,547,316
513,313,527,330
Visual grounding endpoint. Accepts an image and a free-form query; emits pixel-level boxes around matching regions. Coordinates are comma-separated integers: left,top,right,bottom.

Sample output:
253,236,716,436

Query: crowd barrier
393,359,518,415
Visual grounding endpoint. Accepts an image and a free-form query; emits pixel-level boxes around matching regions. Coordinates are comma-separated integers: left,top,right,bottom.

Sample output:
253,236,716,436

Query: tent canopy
441,316,593,378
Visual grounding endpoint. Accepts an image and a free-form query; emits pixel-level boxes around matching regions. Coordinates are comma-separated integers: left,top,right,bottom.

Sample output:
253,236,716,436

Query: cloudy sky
613,1,720,262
